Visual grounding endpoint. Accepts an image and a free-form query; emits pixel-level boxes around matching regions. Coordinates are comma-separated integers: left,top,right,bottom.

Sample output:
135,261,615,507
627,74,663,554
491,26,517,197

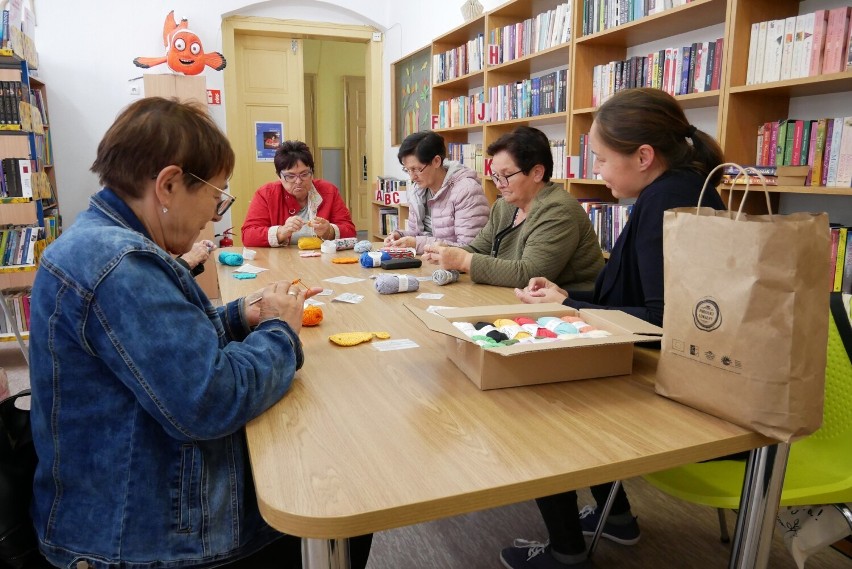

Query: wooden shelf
0,333,29,342
575,0,727,47
387,0,852,243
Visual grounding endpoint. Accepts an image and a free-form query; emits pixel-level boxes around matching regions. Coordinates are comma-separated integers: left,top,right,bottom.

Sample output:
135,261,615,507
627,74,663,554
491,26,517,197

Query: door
230,34,305,245
344,76,369,231
304,73,318,169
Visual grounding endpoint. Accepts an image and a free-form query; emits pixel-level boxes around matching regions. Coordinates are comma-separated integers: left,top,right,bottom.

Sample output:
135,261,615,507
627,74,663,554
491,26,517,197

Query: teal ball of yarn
218,251,244,266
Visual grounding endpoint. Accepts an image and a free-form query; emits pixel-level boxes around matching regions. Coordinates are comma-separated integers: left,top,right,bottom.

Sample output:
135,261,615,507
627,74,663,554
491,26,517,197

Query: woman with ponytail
503,88,726,569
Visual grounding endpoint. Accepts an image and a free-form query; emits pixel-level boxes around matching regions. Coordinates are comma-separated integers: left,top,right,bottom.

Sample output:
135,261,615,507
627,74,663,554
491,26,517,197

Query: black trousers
535,483,630,555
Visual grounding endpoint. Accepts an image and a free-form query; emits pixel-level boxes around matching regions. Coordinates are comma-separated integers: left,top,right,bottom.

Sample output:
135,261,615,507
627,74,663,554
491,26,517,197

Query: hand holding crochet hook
244,278,322,333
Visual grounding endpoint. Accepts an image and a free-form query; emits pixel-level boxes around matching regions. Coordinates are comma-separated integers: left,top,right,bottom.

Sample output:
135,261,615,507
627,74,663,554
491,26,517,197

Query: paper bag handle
696,162,774,221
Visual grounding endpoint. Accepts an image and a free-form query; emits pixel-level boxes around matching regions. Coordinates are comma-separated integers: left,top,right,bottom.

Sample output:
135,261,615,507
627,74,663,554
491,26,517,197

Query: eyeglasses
280,170,313,184
186,172,236,216
491,170,524,186
401,163,429,176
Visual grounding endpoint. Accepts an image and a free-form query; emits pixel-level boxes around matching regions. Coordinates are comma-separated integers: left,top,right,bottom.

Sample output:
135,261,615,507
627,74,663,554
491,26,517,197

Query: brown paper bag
656,163,830,442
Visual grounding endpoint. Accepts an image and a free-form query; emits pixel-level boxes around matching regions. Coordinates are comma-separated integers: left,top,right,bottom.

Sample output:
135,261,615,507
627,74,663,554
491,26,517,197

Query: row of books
746,7,852,86
29,87,47,126
432,33,485,84
0,288,31,336
0,81,25,126
487,2,572,66
581,0,694,36
829,226,852,294
580,201,633,253
754,116,852,188
485,69,568,123
377,207,401,236
375,177,407,207
0,157,34,198
34,130,53,167
576,132,598,180
445,138,571,181
591,38,723,106
549,139,568,180
447,142,485,174
0,226,42,267
435,89,486,129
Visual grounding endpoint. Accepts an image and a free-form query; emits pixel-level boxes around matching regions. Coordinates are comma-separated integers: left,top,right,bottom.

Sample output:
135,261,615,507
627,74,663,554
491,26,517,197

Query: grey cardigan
462,182,604,289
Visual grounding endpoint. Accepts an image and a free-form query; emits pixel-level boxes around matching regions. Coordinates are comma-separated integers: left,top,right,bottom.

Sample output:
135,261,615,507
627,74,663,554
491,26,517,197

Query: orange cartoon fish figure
133,11,226,75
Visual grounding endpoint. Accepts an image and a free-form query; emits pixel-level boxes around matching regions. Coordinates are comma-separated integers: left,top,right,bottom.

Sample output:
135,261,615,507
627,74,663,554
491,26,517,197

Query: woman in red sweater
241,140,356,246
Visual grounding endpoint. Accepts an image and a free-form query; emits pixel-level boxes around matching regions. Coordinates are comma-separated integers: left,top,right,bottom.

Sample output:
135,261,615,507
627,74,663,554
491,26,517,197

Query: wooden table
217,247,785,569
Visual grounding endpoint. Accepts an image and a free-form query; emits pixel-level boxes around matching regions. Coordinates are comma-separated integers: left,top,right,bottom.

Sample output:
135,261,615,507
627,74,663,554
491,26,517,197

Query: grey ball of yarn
354,240,373,253
432,269,460,286
375,274,420,294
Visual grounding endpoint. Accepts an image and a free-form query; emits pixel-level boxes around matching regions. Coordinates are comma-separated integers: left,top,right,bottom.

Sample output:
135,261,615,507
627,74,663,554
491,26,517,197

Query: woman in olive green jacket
424,126,603,290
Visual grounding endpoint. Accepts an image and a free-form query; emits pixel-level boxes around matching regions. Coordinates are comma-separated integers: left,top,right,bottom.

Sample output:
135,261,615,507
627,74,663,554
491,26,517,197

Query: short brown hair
90,97,235,199
274,140,314,175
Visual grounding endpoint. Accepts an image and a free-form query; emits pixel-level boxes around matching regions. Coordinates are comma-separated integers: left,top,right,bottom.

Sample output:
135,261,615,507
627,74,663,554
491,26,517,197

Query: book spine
811,10,829,76
827,116,845,186
746,22,760,84
834,227,848,292
783,119,798,166
791,120,804,166
711,37,723,91
843,229,852,294
834,116,852,187
830,227,840,292
775,119,789,167
811,119,827,186
805,120,819,185
780,16,797,81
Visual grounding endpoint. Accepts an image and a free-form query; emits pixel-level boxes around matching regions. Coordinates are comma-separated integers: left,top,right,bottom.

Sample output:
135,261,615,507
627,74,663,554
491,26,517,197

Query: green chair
643,295,852,542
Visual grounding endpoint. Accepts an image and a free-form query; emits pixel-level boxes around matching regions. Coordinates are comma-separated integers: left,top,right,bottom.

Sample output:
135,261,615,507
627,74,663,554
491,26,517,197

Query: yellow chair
643,297,852,542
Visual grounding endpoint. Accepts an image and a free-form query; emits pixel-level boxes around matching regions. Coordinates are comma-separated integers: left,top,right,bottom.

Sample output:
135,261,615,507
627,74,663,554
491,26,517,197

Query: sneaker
500,539,591,569
579,505,641,545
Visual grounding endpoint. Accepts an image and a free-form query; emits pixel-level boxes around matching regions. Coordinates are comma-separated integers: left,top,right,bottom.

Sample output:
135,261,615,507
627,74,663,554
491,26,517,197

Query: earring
162,207,168,213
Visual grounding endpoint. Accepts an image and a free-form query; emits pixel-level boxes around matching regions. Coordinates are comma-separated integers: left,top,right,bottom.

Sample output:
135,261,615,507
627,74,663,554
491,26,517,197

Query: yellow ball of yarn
298,236,323,250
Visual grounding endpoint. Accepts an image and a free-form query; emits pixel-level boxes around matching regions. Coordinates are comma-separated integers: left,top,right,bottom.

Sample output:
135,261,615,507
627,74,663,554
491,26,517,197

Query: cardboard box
409,303,662,390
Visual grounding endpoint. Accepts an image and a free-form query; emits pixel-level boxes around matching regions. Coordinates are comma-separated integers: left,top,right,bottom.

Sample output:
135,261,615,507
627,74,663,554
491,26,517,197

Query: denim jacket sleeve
85,251,303,441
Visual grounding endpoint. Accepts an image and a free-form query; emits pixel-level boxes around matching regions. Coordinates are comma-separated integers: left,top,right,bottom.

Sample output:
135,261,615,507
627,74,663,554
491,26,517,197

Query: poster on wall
255,122,283,162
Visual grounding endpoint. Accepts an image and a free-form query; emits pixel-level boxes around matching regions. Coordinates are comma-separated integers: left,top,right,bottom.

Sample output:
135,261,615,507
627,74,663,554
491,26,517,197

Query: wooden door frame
304,72,319,176
221,16,383,228
343,75,362,210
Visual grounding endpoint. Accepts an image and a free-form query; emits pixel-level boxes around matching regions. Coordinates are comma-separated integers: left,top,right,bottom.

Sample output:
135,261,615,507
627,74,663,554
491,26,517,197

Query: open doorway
221,17,383,245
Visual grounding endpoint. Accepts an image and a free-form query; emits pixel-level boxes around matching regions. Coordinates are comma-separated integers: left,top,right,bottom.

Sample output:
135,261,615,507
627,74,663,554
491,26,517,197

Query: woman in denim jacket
28,98,371,569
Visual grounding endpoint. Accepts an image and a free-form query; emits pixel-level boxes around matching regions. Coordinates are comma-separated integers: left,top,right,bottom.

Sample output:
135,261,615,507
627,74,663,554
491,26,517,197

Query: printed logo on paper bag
693,297,721,332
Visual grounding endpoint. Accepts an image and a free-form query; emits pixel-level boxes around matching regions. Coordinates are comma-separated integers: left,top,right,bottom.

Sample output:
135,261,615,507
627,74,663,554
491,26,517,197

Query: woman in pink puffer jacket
385,131,489,254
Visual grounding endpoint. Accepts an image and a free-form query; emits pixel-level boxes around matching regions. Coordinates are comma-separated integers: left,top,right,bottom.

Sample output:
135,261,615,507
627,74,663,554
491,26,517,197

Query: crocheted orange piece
302,305,323,326
331,257,359,264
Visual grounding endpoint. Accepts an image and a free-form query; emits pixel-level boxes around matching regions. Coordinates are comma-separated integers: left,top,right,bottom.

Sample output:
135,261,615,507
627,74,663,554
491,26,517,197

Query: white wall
34,0,397,228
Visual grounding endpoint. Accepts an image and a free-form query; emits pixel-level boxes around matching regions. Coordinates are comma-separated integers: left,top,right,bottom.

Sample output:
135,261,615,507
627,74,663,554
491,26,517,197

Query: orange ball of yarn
302,305,323,326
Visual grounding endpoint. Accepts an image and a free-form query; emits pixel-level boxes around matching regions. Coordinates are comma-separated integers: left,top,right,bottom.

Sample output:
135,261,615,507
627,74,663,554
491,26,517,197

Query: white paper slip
305,298,325,306
317,289,334,296
426,305,457,314
372,339,419,351
417,293,444,300
324,276,365,284
233,264,267,274
416,276,433,282
332,292,365,304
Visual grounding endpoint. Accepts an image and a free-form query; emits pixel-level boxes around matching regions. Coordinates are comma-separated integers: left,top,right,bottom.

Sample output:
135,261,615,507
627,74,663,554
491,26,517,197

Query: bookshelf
0,34,60,350
386,0,852,249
